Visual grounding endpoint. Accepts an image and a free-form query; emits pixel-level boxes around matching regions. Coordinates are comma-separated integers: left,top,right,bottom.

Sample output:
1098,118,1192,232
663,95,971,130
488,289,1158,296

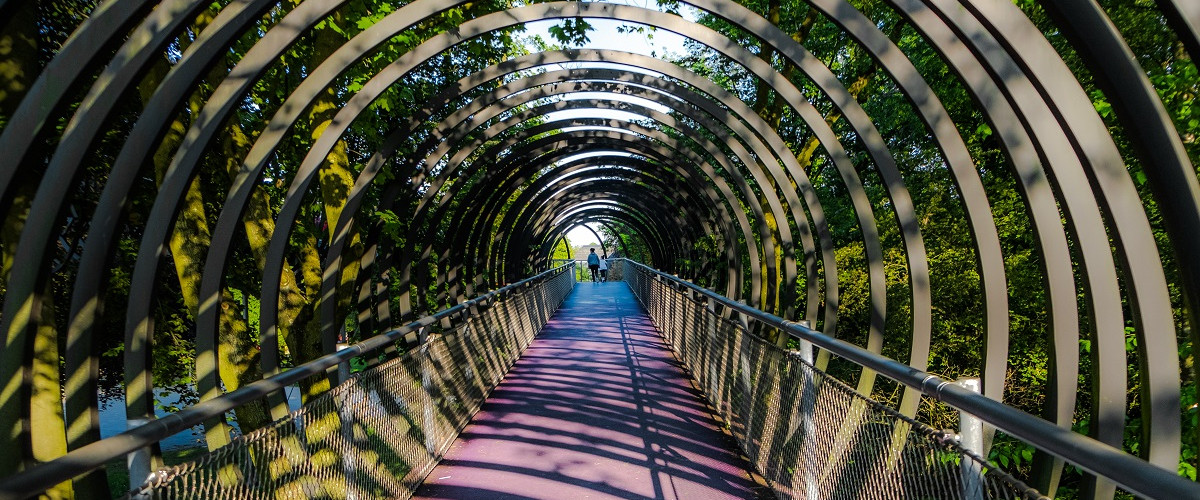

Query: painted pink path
412,282,768,500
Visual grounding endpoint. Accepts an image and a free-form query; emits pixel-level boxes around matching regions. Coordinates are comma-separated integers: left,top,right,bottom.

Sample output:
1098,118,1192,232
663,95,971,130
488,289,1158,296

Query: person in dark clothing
587,248,600,282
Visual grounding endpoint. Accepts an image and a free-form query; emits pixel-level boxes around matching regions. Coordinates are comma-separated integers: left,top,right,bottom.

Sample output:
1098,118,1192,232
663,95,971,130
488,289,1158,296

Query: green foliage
9,0,1200,495
375,209,405,242
669,0,1199,492
989,435,1036,471
547,17,593,46
549,236,573,262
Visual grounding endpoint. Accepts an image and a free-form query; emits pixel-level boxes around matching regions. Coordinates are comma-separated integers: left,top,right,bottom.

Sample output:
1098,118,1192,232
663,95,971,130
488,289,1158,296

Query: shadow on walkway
413,283,770,500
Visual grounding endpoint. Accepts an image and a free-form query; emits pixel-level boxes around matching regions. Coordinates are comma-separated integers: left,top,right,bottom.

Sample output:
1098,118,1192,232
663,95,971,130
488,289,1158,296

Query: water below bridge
413,282,772,500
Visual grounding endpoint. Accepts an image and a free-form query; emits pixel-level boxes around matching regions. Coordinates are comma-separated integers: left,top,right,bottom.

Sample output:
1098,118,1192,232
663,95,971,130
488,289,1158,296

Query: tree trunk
0,8,73,499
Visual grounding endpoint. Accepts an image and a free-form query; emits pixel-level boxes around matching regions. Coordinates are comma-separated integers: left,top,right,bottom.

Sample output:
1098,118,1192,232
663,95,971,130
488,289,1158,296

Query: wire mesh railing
0,264,575,500
11,258,1195,499
127,267,576,499
614,258,1194,500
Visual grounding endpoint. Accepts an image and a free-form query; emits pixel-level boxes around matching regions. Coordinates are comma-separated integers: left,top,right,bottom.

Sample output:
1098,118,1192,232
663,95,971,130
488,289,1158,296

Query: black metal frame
0,264,574,500
620,258,1200,500
0,0,1197,497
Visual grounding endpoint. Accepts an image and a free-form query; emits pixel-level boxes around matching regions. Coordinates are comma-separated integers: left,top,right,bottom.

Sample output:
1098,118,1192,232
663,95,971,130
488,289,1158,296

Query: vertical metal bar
705,292,719,404
337,343,352,395
418,326,436,458
793,322,819,500
338,383,362,500
955,378,985,500
125,416,153,497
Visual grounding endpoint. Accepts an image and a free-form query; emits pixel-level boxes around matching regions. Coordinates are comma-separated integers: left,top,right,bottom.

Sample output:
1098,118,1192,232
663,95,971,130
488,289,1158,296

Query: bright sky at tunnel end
566,223,602,246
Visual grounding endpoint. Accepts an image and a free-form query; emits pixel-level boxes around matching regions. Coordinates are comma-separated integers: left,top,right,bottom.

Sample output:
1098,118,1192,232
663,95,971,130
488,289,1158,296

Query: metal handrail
0,263,575,500
615,258,1200,500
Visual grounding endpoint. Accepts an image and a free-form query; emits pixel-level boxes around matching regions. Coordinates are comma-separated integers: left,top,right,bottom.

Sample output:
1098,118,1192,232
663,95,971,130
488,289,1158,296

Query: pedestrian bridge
412,280,766,500
8,261,1057,499
4,261,1194,499
2,0,1200,499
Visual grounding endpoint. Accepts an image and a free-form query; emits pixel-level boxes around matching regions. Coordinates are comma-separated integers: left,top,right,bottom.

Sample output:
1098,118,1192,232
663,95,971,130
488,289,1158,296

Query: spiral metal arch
0,0,1198,497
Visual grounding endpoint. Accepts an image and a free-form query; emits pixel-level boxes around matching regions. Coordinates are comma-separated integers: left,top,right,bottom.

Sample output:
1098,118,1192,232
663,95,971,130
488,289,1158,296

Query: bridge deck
413,282,768,500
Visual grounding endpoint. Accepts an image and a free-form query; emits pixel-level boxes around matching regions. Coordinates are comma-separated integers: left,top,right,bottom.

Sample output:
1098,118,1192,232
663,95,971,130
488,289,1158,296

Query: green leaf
974,122,992,139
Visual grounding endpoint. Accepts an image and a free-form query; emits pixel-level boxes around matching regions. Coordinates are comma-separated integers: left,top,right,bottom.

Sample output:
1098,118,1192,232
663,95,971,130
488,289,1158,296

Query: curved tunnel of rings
1,0,1199,498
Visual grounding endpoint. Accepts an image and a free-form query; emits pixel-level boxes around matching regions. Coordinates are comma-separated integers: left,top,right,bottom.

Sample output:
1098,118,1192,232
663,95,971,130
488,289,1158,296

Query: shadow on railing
0,264,576,500
613,258,1199,500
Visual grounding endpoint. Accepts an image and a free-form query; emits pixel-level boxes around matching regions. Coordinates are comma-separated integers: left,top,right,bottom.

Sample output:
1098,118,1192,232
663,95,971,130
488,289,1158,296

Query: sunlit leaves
548,17,592,46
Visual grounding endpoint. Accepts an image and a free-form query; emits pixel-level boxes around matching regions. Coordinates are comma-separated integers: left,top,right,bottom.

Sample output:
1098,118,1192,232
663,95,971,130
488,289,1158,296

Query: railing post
704,298,718,393
332,335,365,499
683,289,698,356
731,311,754,436
337,340,352,392
955,377,985,500
789,320,819,500
126,417,153,499
339,381,364,500
418,326,438,459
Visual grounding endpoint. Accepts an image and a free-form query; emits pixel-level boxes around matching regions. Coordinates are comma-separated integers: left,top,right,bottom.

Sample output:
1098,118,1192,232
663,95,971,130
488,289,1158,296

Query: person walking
598,254,609,282
586,248,600,282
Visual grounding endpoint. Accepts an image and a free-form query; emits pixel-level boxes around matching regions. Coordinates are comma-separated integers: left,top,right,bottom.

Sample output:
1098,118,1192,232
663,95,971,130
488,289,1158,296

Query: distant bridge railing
614,258,1200,500
0,264,576,500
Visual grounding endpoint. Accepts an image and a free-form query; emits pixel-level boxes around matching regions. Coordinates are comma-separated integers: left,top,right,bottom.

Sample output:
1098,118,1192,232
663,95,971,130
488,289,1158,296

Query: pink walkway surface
412,282,770,500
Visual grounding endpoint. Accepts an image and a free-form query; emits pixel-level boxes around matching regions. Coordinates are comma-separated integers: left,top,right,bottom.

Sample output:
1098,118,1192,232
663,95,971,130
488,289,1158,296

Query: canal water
97,386,304,451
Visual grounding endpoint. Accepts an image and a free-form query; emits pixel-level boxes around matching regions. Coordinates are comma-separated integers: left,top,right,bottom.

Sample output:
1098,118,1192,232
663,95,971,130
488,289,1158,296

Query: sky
566,223,602,245
518,3,692,59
